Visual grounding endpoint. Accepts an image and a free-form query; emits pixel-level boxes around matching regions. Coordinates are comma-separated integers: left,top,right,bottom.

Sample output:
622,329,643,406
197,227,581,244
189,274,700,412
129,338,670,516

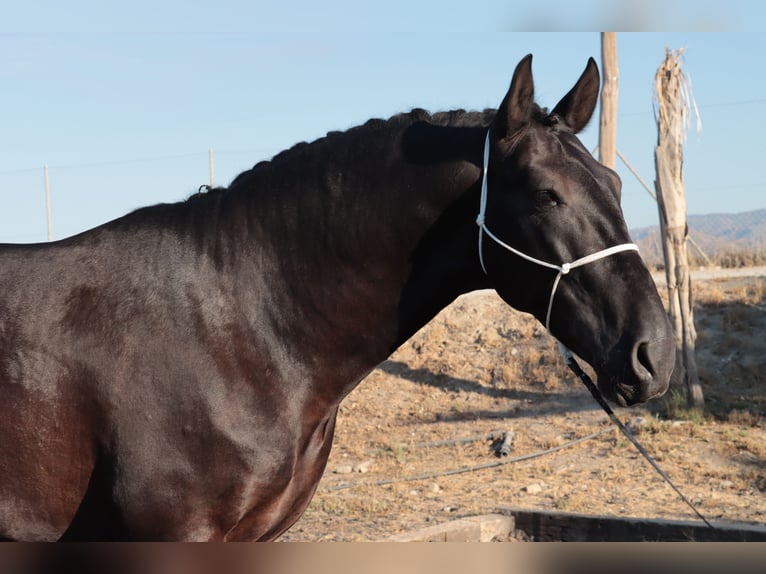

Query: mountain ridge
630,208,766,267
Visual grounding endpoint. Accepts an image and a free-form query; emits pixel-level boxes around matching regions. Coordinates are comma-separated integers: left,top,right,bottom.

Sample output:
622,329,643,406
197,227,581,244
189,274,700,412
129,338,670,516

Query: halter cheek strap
475,130,639,332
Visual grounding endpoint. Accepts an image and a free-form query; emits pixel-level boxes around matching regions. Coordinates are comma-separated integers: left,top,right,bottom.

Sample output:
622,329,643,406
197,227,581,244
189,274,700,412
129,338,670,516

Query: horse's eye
536,189,560,209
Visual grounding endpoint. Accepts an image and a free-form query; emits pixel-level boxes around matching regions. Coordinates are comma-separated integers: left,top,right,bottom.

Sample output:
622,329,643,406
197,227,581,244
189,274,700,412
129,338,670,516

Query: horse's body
0,55,674,540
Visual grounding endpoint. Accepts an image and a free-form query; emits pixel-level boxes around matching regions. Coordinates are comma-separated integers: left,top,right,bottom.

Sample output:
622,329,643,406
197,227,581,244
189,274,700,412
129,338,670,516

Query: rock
353,460,373,473
334,465,353,475
626,417,648,434
524,483,543,495
387,514,514,543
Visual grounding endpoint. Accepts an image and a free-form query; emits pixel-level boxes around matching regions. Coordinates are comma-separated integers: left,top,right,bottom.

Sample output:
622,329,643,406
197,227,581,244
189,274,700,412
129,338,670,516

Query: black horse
0,55,674,541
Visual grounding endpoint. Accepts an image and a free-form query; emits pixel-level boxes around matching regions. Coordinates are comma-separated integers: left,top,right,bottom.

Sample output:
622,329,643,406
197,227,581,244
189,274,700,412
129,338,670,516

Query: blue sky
1,4,764,242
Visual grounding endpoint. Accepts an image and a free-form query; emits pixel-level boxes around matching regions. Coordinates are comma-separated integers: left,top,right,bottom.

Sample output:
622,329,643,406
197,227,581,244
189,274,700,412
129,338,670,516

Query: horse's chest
222,408,339,541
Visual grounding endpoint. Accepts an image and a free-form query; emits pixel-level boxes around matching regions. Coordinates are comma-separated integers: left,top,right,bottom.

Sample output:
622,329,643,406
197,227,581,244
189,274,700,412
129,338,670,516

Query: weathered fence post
599,32,618,169
653,48,703,408
209,148,215,188
44,164,52,242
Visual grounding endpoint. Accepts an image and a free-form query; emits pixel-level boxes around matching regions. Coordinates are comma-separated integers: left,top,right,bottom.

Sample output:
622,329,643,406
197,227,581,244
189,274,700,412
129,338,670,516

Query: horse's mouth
612,389,630,408
601,384,630,407
599,379,667,408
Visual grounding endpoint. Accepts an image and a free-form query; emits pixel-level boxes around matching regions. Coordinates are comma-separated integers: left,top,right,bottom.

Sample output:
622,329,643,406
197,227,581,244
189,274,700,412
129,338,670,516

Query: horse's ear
551,57,600,134
494,54,534,138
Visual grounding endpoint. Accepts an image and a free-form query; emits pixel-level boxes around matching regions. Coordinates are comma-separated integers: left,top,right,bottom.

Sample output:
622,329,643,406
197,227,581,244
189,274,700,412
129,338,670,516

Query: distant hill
630,208,766,268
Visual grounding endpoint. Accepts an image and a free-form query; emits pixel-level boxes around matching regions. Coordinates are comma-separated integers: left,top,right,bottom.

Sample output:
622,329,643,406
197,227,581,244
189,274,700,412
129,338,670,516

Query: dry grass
690,277,766,420
281,275,766,541
650,250,766,272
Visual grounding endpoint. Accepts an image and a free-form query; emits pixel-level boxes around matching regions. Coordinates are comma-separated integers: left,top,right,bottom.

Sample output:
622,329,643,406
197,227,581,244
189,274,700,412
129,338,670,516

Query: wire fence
0,147,763,268
595,147,766,270
0,148,271,244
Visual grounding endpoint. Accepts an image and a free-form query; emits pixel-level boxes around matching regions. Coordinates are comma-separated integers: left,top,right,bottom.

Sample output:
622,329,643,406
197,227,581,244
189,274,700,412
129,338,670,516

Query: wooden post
599,33,618,169
44,164,52,242
209,148,215,188
653,48,703,408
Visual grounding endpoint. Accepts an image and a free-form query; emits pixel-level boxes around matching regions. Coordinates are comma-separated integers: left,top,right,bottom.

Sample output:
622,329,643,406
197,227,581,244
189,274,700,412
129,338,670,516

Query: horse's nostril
630,337,674,402
634,340,654,380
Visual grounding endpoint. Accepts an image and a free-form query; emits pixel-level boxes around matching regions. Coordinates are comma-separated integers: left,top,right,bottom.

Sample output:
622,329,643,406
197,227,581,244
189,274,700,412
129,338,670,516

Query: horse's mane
272,108,497,162
225,108,494,191
222,103,555,195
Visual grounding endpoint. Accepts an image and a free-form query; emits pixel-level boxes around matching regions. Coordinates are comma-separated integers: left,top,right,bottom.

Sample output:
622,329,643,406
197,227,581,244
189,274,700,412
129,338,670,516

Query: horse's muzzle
601,334,675,407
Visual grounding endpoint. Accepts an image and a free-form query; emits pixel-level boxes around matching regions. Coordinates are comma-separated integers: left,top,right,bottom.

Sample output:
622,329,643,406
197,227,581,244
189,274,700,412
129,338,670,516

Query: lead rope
559,343,714,529
476,128,713,529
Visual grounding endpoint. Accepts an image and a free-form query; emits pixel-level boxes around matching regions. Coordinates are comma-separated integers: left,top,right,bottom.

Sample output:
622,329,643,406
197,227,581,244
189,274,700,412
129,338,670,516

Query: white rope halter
475,129,639,332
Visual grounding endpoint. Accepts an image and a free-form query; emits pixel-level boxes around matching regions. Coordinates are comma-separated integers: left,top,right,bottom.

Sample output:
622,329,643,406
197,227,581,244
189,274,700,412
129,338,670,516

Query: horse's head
479,55,674,406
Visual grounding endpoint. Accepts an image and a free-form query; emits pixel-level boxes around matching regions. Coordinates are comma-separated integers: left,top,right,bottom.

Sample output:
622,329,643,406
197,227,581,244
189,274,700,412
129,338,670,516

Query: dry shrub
727,409,762,428
653,388,707,424
696,283,727,306
712,249,766,269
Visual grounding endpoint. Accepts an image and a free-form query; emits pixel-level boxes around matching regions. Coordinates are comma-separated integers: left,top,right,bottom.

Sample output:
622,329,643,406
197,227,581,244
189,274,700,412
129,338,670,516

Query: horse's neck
393,184,488,347
227,126,485,400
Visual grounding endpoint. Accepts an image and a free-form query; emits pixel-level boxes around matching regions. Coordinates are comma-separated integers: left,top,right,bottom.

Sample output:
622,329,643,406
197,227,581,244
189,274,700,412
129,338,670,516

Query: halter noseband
475,130,639,333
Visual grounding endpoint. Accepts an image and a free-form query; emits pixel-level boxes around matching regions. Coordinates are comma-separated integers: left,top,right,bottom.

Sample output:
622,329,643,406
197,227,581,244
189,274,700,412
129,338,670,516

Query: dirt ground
279,271,766,541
